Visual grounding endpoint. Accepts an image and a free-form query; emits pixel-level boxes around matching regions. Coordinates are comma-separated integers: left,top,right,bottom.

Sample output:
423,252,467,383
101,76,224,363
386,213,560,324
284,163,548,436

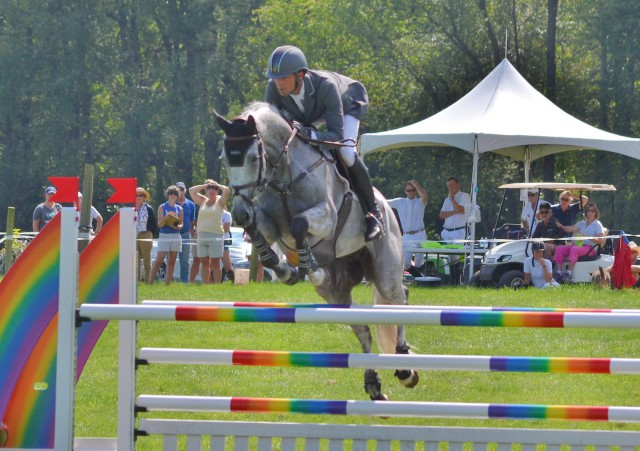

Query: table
412,247,488,285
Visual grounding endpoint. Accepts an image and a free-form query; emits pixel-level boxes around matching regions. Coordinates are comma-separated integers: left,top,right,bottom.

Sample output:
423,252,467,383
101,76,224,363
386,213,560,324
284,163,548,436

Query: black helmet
265,45,308,79
531,241,546,251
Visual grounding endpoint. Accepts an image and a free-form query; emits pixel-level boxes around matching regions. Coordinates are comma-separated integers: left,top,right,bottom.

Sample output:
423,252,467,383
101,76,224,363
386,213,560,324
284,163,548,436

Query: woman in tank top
189,180,230,283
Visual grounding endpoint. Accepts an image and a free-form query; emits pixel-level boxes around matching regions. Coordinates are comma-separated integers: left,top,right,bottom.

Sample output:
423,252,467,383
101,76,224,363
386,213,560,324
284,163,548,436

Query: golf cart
475,182,616,288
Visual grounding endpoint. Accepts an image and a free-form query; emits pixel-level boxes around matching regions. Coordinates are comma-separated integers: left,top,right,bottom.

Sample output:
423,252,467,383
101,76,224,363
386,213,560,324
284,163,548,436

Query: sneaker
561,272,572,283
553,272,563,283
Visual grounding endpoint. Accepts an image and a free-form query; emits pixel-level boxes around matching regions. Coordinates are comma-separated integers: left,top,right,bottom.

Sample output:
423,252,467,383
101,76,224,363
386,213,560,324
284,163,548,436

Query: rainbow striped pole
79,304,640,329
137,348,640,374
136,395,640,422
142,300,640,314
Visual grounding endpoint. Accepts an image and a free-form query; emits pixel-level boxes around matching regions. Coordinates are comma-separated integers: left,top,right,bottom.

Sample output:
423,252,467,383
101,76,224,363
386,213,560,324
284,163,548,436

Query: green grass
75,283,640,449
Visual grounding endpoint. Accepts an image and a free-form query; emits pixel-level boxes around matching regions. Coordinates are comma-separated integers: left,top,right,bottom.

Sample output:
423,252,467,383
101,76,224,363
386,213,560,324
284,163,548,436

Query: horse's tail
373,287,397,354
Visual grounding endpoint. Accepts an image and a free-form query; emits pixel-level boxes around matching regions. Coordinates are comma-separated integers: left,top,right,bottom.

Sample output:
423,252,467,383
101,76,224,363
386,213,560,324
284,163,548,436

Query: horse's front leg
290,201,334,286
244,223,300,285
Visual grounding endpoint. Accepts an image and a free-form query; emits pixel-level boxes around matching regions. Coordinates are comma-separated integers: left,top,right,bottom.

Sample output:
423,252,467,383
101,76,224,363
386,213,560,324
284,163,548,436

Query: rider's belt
404,227,425,235
444,226,465,231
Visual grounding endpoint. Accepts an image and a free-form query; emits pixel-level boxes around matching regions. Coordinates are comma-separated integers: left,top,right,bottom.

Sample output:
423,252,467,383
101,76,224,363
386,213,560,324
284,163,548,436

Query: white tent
360,58,640,279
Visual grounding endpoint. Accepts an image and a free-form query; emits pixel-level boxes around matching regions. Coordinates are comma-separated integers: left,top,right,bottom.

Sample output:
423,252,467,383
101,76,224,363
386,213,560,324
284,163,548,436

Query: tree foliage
0,0,639,237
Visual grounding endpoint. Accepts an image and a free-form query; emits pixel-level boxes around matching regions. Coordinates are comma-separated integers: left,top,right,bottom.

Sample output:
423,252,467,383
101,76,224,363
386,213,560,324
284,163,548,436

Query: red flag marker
106,178,137,204
48,177,79,204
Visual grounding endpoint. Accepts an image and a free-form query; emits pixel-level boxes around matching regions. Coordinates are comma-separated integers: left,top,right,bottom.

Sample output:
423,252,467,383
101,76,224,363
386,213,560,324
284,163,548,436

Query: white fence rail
139,419,640,450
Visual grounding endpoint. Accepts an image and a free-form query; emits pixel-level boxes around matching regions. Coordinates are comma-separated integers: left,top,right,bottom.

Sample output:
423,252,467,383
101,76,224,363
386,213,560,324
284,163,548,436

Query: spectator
531,202,565,260
76,192,103,234
551,190,589,230
600,241,640,287
521,190,542,235
33,186,62,232
438,176,470,242
148,185,183,285
523,241,560,289
175,182,196,283
552,202,605,283
135,187,156,283
189,180,230,283
388,180,428,278
221,209,235,282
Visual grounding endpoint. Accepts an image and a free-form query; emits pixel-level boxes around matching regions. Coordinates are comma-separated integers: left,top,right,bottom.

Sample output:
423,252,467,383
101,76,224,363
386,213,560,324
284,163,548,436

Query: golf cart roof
499,182,616,191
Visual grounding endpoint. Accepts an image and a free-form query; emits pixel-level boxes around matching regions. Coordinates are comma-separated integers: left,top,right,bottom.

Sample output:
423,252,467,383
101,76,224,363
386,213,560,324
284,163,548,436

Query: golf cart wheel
498,269,525,288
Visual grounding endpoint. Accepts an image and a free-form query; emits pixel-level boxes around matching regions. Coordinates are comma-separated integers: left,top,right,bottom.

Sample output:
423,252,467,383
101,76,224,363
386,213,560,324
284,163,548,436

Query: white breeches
339,115,359,167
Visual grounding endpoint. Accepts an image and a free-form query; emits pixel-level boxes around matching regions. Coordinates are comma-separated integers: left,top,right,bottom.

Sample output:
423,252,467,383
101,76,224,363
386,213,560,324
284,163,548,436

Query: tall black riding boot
348,157,383,242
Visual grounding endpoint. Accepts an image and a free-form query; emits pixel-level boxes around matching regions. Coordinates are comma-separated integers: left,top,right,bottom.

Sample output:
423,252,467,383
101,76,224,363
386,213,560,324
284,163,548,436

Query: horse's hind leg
372,287,420,388
245,223,300,285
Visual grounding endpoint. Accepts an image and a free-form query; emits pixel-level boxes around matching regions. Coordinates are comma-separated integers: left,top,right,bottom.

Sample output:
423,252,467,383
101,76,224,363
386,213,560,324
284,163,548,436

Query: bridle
223,132,267,205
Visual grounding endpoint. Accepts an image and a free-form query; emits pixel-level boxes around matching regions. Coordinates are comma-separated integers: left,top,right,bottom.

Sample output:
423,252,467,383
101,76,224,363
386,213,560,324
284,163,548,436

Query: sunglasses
405,189,416,193
586,209,596,213
527,193,538,197
561,197,571,202
136,194,145,198
539,210,550,214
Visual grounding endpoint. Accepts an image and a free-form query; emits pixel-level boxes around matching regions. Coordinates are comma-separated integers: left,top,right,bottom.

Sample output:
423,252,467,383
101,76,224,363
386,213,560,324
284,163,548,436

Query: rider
264,45,382,242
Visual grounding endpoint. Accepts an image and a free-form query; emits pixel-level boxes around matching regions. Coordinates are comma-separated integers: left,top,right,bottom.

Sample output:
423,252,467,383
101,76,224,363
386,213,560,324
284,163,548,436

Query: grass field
74,282,640,448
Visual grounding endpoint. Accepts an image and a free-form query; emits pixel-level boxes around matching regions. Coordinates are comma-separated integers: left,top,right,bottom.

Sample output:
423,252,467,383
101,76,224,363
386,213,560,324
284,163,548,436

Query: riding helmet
265,45,308,79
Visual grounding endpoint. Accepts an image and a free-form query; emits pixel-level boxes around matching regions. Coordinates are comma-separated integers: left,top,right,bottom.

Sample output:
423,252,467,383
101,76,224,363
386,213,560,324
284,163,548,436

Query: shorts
157,232,182,252
197,232,224,258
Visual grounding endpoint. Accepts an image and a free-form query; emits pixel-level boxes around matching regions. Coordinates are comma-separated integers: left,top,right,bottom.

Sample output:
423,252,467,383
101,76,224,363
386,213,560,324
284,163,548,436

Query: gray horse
216,102,419,400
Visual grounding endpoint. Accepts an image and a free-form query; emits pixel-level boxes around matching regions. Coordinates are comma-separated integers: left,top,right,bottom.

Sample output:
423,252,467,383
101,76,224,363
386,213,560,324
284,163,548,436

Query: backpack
146,204,159,238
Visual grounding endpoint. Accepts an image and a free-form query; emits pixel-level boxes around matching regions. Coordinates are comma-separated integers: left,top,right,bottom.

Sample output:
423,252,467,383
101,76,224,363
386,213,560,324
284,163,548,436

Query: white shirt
524,256,553,288
388,197,426,241
576,219,604,247
441,191,470,229
521,202,541,234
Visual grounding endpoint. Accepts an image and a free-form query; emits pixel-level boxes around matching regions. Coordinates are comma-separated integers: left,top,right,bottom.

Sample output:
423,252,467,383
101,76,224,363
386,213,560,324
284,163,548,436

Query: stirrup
364,213,383,242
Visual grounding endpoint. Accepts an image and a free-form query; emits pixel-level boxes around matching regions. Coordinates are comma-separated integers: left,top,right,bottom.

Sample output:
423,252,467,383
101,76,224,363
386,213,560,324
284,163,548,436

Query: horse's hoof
370,393,389,401
395,369,419,388
282,267,300,285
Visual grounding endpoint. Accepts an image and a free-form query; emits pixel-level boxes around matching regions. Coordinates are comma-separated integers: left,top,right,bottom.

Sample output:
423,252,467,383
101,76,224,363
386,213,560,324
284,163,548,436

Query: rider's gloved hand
291,121,314,140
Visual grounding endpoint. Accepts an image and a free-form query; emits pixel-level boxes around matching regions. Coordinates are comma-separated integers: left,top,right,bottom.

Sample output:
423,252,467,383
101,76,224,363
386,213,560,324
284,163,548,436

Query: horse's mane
242,102,291,145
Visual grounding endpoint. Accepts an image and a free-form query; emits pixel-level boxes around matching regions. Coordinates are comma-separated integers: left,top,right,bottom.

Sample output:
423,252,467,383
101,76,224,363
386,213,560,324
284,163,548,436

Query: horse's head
216,111,266,227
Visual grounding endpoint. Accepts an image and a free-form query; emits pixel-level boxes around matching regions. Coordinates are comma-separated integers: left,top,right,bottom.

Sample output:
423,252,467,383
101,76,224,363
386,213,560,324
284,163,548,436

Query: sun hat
531,241,546,251
45,186,56,195
136,187,150,201
176,182,186,189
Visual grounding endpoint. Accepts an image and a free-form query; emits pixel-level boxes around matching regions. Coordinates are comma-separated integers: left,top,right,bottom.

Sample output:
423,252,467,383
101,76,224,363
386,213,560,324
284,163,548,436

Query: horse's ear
215,111,231,133
246,115,257,132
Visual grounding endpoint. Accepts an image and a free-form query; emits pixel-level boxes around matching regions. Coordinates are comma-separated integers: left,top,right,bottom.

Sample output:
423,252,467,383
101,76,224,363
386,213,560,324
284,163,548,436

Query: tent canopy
360,59,640,162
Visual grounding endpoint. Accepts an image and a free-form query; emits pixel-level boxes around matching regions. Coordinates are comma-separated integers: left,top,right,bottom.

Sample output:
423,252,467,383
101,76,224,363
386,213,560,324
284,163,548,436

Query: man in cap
135,187,155,282
33,186,62,232
175,182,196,283
521,190,542,235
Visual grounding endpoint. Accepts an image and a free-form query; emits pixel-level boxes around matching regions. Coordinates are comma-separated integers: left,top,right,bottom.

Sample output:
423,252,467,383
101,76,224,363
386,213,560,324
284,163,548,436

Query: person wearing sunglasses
388,180,429,278
439,176,470,243
521,190,542,235
551,190,589,229
552,203,605,283
531,202,565,260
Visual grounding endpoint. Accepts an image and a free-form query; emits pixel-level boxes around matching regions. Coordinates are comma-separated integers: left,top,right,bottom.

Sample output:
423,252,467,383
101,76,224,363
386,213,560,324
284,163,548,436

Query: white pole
468,136,480,283
54,207,79,451
117,208,137,451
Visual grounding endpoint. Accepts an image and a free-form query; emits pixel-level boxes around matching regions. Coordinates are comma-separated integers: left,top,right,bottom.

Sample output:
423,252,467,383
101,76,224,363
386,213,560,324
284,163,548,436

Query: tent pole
468,136,479,284
524,146,531,182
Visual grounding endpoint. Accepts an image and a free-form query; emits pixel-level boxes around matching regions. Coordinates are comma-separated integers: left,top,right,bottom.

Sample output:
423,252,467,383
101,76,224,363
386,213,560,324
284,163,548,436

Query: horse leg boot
347,157,383,242
291,216,326,285
245,224,300,285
